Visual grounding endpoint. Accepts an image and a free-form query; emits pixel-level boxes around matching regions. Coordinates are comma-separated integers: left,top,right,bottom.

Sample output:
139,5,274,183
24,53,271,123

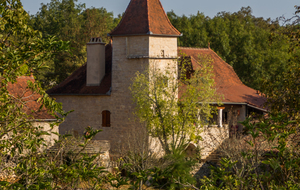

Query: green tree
168,7,292,91
28,0,86,88
130,55,222,154
0,1,108,189
260,5,300,127
192,6,300,190
29,0,119,89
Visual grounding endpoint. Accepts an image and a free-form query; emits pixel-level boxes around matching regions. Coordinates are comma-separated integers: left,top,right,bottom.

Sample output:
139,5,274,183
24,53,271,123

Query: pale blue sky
22,0,298,21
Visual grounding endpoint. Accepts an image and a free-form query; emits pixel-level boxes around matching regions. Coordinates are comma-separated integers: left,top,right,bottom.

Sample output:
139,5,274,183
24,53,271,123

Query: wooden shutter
106,111,111,127
102,110,111,127
102,111,106,127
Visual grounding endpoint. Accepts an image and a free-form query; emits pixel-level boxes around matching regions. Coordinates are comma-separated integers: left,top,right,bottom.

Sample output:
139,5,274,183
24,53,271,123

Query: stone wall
32,122,59,147
199,125,229,159
53,36,178,155
126,36,149,57
149,36,178,58
48,140,111,170
52,35,233,160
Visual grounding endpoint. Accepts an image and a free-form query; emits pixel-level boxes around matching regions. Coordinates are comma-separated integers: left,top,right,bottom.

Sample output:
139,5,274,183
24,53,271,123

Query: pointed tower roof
109,0,181,36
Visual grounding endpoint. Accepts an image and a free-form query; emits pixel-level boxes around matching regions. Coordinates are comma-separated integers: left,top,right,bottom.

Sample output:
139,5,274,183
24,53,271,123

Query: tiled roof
47,44,112,95
7,76,55,120
109,0,181,36
48,45,266,110
47,64,111,95
178,47,267,109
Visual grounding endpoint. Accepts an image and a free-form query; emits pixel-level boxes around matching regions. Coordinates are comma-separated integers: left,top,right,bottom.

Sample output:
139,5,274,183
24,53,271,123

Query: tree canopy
130,56,222,154
168,7,295,91
28,0,120,89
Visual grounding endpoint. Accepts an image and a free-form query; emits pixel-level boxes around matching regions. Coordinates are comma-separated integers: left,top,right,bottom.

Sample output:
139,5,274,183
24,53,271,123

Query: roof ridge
208,49,233,69
50,63,87,90
147,0,150,33
179,46,210,50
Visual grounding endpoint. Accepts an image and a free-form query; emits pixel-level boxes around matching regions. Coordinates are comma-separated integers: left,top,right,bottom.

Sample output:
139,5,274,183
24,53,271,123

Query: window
102,110,111,127
222,111,228,124
161,50,165,57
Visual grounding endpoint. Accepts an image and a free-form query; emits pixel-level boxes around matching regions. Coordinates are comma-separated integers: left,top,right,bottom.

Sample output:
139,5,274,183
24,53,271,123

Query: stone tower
106,0,181,149
47,0,181,154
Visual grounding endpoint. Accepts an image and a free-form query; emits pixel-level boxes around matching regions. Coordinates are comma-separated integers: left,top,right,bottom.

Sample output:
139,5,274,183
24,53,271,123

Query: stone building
7,76,59,146
47,0,266,156
178,47,267,130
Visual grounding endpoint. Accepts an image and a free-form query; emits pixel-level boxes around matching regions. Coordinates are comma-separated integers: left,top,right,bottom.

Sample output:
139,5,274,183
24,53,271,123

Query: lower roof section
47,46,267,110
7,76,56,120
47,63,111,96
178,47,267,110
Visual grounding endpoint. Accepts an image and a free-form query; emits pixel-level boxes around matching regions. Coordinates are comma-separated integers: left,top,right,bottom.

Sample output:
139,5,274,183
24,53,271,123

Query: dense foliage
2,0,300,189
28,0,121,89
168,7,298,91
177,7,300,189
0,1,110,189
28,1,299,94
130,56,221,154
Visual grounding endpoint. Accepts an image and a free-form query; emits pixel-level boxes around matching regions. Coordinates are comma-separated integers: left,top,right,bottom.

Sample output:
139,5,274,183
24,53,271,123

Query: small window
223,111,228,124
102,110,111,127
161,50,165,57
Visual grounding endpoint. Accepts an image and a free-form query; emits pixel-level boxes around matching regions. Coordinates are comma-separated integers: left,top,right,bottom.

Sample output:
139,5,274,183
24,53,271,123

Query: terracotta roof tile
47,64,111,95
109,0,181,36
48,45,266,110
7,76,55,120
178,47,267,109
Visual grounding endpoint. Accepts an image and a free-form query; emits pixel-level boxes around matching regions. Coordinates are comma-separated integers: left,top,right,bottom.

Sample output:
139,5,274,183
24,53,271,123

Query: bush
152,151,196,190
198,114,300,190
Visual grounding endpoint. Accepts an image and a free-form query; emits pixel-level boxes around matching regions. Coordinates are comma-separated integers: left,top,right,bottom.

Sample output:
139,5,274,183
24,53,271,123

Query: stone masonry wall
52,35,233,159
199,125,229,159
32,122,58,147
149,36,178,58
126,36,149,57
53,36,178,155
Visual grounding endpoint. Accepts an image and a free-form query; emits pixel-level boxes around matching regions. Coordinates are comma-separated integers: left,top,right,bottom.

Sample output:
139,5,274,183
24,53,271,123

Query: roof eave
108,33,182,37
49,93,111,96
28,119,58,122
207,102,268,112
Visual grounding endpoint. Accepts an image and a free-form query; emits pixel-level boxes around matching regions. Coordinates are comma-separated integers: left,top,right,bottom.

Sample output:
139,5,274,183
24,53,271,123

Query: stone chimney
86,37,106,86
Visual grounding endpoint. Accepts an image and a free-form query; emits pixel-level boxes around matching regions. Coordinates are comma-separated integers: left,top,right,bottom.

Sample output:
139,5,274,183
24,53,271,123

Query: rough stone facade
199,125,229,159
53,36,178,154
32,122,59,147
48,0,268,162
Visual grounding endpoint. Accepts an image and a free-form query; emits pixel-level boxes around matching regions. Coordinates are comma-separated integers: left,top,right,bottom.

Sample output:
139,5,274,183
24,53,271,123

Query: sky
22,0,298,21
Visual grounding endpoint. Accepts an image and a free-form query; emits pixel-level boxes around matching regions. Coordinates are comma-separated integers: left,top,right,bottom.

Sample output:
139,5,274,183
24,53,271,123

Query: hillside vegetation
0,0,299,189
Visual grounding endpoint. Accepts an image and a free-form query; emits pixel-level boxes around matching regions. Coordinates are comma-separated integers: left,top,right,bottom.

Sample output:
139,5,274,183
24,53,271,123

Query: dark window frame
102,110,111,127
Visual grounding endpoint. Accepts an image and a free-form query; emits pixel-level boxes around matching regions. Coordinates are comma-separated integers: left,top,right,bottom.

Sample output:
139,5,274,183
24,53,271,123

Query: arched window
102,110,111,127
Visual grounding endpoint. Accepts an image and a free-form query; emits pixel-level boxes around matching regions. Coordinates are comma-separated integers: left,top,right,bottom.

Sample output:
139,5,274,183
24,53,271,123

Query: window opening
102,110,111,127
223,111,228,124
161,50,165,57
